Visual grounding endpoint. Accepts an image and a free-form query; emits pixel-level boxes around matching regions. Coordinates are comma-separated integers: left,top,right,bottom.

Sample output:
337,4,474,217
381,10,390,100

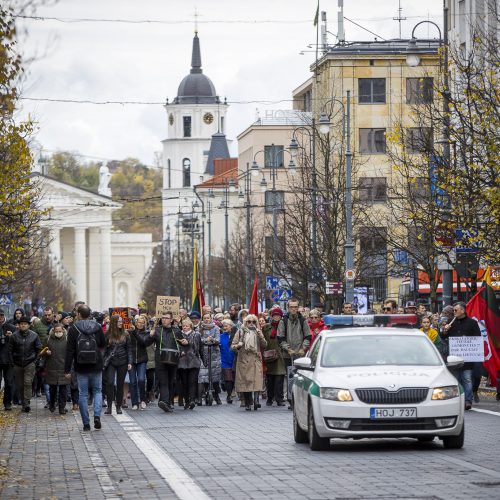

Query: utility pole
310,118,319,307
344,90,354,304
245,163,252,306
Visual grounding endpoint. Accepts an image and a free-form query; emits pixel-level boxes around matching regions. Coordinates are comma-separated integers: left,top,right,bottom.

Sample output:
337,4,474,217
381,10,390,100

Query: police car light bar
323,314,418,328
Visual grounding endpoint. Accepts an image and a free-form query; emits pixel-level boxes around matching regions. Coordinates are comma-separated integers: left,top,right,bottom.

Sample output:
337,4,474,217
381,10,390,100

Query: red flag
248,276,259,315
466,267,500,386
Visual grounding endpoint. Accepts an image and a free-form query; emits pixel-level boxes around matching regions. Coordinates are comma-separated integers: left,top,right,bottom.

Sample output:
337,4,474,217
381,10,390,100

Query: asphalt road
0,393,499,499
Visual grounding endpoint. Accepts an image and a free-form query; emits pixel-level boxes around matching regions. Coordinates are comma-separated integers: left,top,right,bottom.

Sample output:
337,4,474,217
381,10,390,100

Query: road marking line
114,412,211,500
74,413,120,499
471,408,500,417
439,454,500,479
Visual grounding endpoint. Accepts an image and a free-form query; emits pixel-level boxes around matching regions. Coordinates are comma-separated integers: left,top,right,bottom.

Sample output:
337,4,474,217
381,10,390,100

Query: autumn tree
0,6,47,287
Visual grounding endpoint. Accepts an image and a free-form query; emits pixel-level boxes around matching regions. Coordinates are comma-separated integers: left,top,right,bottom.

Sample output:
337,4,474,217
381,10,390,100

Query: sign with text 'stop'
156,296,180,317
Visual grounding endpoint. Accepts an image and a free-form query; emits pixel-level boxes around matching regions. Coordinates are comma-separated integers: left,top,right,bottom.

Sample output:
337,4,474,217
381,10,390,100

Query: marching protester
277,298,311,408
103,315,133,415
262,307,286,407
44,323,69,415
220,319,235,404
64,304,106,431
9,316,42,413
0,309,16,411
11,308,24,325
231,314,267,411
128,314,150,410
307,309,325,347
177,318,201,409
419,316,444,355
147,312,183,413
441,301,481,410
198,312,222,405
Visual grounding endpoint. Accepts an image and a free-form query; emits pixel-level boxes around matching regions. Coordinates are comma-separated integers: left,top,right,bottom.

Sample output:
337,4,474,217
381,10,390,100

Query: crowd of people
0,297,497,432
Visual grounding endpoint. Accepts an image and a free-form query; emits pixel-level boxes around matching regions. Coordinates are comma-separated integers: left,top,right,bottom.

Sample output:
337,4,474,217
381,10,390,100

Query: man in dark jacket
147,312,183,412
64,304,105,431
0,309,16,410
8,316,42,412
442,301,481,410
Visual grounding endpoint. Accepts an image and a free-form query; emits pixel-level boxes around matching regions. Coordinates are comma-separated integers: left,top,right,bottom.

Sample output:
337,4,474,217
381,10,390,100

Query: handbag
159,328,180,366
263,349,279,363
103,344,117,370
35,356,47,377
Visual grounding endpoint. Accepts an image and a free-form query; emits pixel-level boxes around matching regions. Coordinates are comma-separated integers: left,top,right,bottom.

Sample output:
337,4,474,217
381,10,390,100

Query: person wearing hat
189,311,201,333
0,309,17,410
262,307,286,407
8,316,42,412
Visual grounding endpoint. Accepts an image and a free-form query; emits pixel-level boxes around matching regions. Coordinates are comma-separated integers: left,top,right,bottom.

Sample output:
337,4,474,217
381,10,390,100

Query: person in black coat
0,309,16,410
103,315,132,415
127,314,150,410
146,312,184,413
442,301,481,410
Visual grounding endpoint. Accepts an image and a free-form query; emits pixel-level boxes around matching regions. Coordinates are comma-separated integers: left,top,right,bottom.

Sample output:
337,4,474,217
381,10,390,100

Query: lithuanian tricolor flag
466,266,500,385
191,242,205,314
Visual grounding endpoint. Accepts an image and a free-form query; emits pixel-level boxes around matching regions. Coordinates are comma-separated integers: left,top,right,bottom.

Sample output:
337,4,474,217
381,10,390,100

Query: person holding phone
231,314,267,411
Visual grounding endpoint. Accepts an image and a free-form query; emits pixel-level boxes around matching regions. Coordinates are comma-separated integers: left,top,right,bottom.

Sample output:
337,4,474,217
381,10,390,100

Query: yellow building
294,39,440,305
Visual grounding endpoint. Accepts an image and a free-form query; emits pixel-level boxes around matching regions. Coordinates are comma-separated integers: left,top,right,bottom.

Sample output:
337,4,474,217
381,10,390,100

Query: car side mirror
446,355,464,369
294,357,313,370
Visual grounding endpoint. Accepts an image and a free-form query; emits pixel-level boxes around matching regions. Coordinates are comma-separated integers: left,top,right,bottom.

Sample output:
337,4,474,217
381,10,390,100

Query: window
359,128,386,154
408,177,429,199
265,190,285,213
359,227,387,276
406,78,433,104
265,235,285,262
167,159,171,188
182,158,191,187
309,337,322,367
264,145,284,167
220,116,224,134
183,116,192,137
406,127,433,153
358,177,387,202
358,78,386,103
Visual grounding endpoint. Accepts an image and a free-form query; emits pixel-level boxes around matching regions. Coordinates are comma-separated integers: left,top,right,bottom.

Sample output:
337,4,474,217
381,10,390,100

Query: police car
292,315,465,450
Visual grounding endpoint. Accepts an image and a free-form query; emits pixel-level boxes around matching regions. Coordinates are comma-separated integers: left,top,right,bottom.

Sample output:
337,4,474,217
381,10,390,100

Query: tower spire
190,29,202,74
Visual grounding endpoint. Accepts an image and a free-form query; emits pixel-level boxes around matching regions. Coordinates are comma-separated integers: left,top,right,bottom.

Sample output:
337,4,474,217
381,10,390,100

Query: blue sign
270,288,292,302
0,293,13,305
429,156,451,209
455,228,481,253
266,276,279,290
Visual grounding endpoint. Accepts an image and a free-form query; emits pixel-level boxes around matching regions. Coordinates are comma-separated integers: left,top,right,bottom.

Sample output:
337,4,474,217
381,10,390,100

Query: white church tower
162,31,229,249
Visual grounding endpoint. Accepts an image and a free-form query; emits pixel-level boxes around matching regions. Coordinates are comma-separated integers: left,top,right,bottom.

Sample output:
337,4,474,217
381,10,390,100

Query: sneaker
44,403,50,409
266,401,273,407
83,424,91,431
94,417,101,430
473,392,480,403
158,401,171,413
49,405,55,413
189,401,196,410
59,408,67,415
122,402,128,409
24,406,31,413
140,401,147,410
465,402,472,410
131,405,139,411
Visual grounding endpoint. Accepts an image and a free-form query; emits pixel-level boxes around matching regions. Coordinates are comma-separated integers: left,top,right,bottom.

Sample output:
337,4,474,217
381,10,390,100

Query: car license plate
370,407,417,419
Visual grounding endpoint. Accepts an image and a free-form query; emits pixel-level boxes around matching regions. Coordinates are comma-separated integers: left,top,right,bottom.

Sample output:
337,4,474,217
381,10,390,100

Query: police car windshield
321,335,442,367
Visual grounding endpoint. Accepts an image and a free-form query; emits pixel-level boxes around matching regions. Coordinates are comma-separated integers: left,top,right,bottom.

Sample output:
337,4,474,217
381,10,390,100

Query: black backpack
75,325,98,365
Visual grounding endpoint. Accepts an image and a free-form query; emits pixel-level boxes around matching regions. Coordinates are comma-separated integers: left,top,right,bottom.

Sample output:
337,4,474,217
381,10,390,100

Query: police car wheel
308,404,330,451
293,406,308,443
442,425,464,449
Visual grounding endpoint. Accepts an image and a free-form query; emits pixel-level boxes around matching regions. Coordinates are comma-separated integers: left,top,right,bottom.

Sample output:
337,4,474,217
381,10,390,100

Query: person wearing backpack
64,304,105,432
277,299,311,409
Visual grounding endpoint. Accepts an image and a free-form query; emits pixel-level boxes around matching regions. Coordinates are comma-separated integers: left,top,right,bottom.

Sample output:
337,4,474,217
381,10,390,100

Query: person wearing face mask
44,324,70,415
231,314,267,411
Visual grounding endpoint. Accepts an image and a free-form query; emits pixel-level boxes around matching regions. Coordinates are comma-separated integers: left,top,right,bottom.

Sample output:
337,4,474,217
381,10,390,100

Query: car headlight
431,385,459,400
320,388,353,401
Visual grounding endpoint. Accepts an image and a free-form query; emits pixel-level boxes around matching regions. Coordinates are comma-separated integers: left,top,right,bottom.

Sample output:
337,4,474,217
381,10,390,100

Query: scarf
202,321,216,331
241,326,258,353
270,320,280,339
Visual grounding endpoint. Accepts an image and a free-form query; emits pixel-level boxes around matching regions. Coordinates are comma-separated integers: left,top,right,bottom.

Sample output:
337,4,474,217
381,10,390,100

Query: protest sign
449,336,484,362
155,296,180,317
109,307,132,329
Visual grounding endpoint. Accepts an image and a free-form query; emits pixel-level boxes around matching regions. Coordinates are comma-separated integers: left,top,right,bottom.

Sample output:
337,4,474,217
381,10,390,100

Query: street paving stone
0,394,499,499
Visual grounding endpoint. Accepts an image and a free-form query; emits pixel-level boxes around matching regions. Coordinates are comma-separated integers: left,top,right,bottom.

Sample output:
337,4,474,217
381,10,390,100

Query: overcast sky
16,0,443,165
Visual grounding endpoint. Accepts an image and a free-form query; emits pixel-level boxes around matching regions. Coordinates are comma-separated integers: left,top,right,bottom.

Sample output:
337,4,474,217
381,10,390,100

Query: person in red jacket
307,309,325,350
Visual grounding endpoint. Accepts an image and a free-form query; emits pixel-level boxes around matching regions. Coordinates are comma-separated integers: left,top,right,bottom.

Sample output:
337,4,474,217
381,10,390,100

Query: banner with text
109,307,133,329
449,336,484,362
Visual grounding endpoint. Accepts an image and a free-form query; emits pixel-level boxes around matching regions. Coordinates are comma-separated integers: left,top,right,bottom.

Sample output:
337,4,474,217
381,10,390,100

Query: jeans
459,368,473,404
0,364,13,407
129,362,147,405
77,371,102,425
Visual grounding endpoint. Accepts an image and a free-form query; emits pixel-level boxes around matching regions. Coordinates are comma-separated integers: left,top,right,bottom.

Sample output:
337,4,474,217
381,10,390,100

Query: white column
74,227,87,303
49,227,61,261
88,227,101,310
100,226,112,309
